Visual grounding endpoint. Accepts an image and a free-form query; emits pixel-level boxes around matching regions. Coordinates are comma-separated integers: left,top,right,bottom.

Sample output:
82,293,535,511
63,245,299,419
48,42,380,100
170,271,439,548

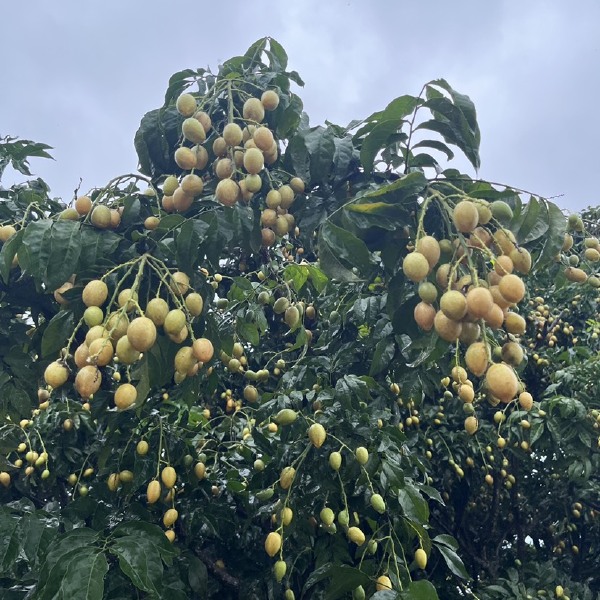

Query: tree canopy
0,38,598,600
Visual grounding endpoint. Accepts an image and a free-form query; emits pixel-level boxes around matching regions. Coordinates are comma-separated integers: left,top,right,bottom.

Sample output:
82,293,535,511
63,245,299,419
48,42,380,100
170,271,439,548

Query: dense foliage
0,38,598,599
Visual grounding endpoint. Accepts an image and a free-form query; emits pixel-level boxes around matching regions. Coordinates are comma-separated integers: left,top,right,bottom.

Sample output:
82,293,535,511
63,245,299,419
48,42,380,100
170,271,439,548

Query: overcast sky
2,0,599,211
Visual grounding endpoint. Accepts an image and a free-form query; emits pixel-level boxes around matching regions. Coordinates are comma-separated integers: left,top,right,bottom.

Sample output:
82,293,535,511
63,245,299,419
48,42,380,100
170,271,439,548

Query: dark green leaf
41,310,75,358
370,339,395,376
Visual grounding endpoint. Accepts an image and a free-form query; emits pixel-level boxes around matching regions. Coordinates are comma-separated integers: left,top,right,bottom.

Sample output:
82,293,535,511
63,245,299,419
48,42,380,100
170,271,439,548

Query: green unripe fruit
163,175,179,196
352,586,366,600
273,560,287,582
284,306,301,328
329,451,342,470
273,297,290,314
355,447,369,465
418,281,438,303
285,590,295,600
274,409,297,425
370,493,386,514
320,507,335,526
256,488,275,501
83,306,104,327
337,510,350,526
490,200,513,224
91,205,111,229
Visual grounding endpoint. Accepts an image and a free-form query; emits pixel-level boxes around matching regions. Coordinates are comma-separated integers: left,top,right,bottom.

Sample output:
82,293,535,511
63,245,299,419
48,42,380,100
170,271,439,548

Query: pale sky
2,0,599,211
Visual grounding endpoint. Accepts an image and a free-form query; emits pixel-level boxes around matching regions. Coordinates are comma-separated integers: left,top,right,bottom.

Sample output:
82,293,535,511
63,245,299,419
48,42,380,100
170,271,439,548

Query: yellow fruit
170,271,190,296
165,530,176,543
494,229,517,255
194,462,206,480
279,507,293,526
499,274,525,304
115,336,141,365
416,236,441,268
91,205,111,229
453,200,479,232
243,98,265,123
501,341,524,366
82,280,108,307
215,158,234,180
215,179,240,207
174,147,197,170
176,93,196,117
308,423,327,448
83,306,104,327
127,317,157,352
376,575,392,591
182,118,206,144
261,90,280,110
118,470,133,483
147,480,161,504
181,173,204,196
161,466,177,489
146,298,169,326
483,303,505,329
510,247,532,273
275,409,297,425
163,175,179,196
466,287,494,319
495,255,514,276
107,473,120,491
504,312,526,335
402,252,430,282
253,126,274,152
74,195,92,215
414,301,436,331
279,466,296,490
114,383,137,410
0,471,11,487
370,493,386,514
223,123,243,147
136,440,149,455
347,526,366,546
519,391,534,411
184,293,203,317
243,148,264,175
565,267,587,283
192,338,214,363
320,507,335,525
434,311,462,342
464,416,478,435
440,290,467,320
459,384,475,403
265,531,282,557
75,366,102,399
355,447,369,465
44,361,69,388
118,288,138,311
415,548,428,569
163,508,179,527
88,337,114,367
174,346,197,376
486,363,518,403
465,341,489,376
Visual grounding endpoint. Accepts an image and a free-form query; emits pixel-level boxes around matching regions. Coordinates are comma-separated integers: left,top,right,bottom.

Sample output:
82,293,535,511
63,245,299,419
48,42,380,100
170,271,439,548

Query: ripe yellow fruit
82,279,108,307
465,341,489,376
279,466,296,489
279,507,293,526
415,548,428,569
192,338,214,363
161,466,177,489
253,126,274,152
44,361,69,388
347,526,366,546
376,575,392,591
402,252,430,282
453,200,479,233
147,480,161,504
170,271,190,296
75,366,102,399
308,423,327,448
174,147,197,170
416,235,441,268
181,173,204,196
115,336,141,365
163,508,179,527
185,293,203,316
182,118,206,144
223,123,243,147
265,531,282,557
510,247,532,273
0,471,11,487
486,362,518,403
499,274,525,304
414,301,436,331
565,267,587,283
434,311,462,342
136,440,149,455
74,195,92,215
502,341,524,366
243,98,265,123
440,290,467,320
504,312,526,335
175,346,197,376
466,287,494,319
464,416,478,435
483,303,505,329
83,306,104,327
370,493,386,514
165,530,176,543
114,383,137,410
275,409,297,425
355,447,369,465
243,148,264,175
194,462,206,480
215,179,240,207
146,298,169,326
117,288,138,311
127,317,157,352
88,337,114,367
176,93,196,117
261,90,280,110
518,391,534,411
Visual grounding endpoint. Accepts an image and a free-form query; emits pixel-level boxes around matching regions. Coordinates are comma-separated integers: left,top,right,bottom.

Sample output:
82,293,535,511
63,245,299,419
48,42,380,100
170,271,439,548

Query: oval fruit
370,493,386,514
75,366,102,399
464,415,478,435
163,508,179,527
486,362,518,403
44,361,69,388
465,341,488,376
161,466,177,489
114,383,137,410
192,338,214,363
415,548,428,569
434,311,462,342
355,447,369,465
403,252,430,282
273,560,287,582
453,200,479,232
466,287,494,319
275,409,297,425
146,297,169,326
147,480,161,504
279,466,296,489
440,290,467,320
308,423,327,448
82,280,108,307
499,274,525,304
416,236,441,268
347,526,366,546
127,317,157,352
265,531,282,557
329,451,342,471
376,575,392,591
414,301,436,331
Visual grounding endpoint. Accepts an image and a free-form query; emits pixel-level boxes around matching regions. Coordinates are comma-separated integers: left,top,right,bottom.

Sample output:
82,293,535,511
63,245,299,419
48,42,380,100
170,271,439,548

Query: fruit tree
0,38,598,599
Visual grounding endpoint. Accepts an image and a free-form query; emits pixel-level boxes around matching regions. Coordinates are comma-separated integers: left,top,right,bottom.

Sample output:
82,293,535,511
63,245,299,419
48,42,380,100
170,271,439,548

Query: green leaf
318,222,375,281
370,339,395,376
536,201,566,268
306,264,328,293
433,535,470,580
176,219,201,273
325,565,371,600
360,118,404,173
399,580,440,599
0,510,20,573
284,264,309,291
44,220,81,290
41,310,75,358
237,321,260,346
0,228,23,283
514,197,548,244
397,482,429,523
